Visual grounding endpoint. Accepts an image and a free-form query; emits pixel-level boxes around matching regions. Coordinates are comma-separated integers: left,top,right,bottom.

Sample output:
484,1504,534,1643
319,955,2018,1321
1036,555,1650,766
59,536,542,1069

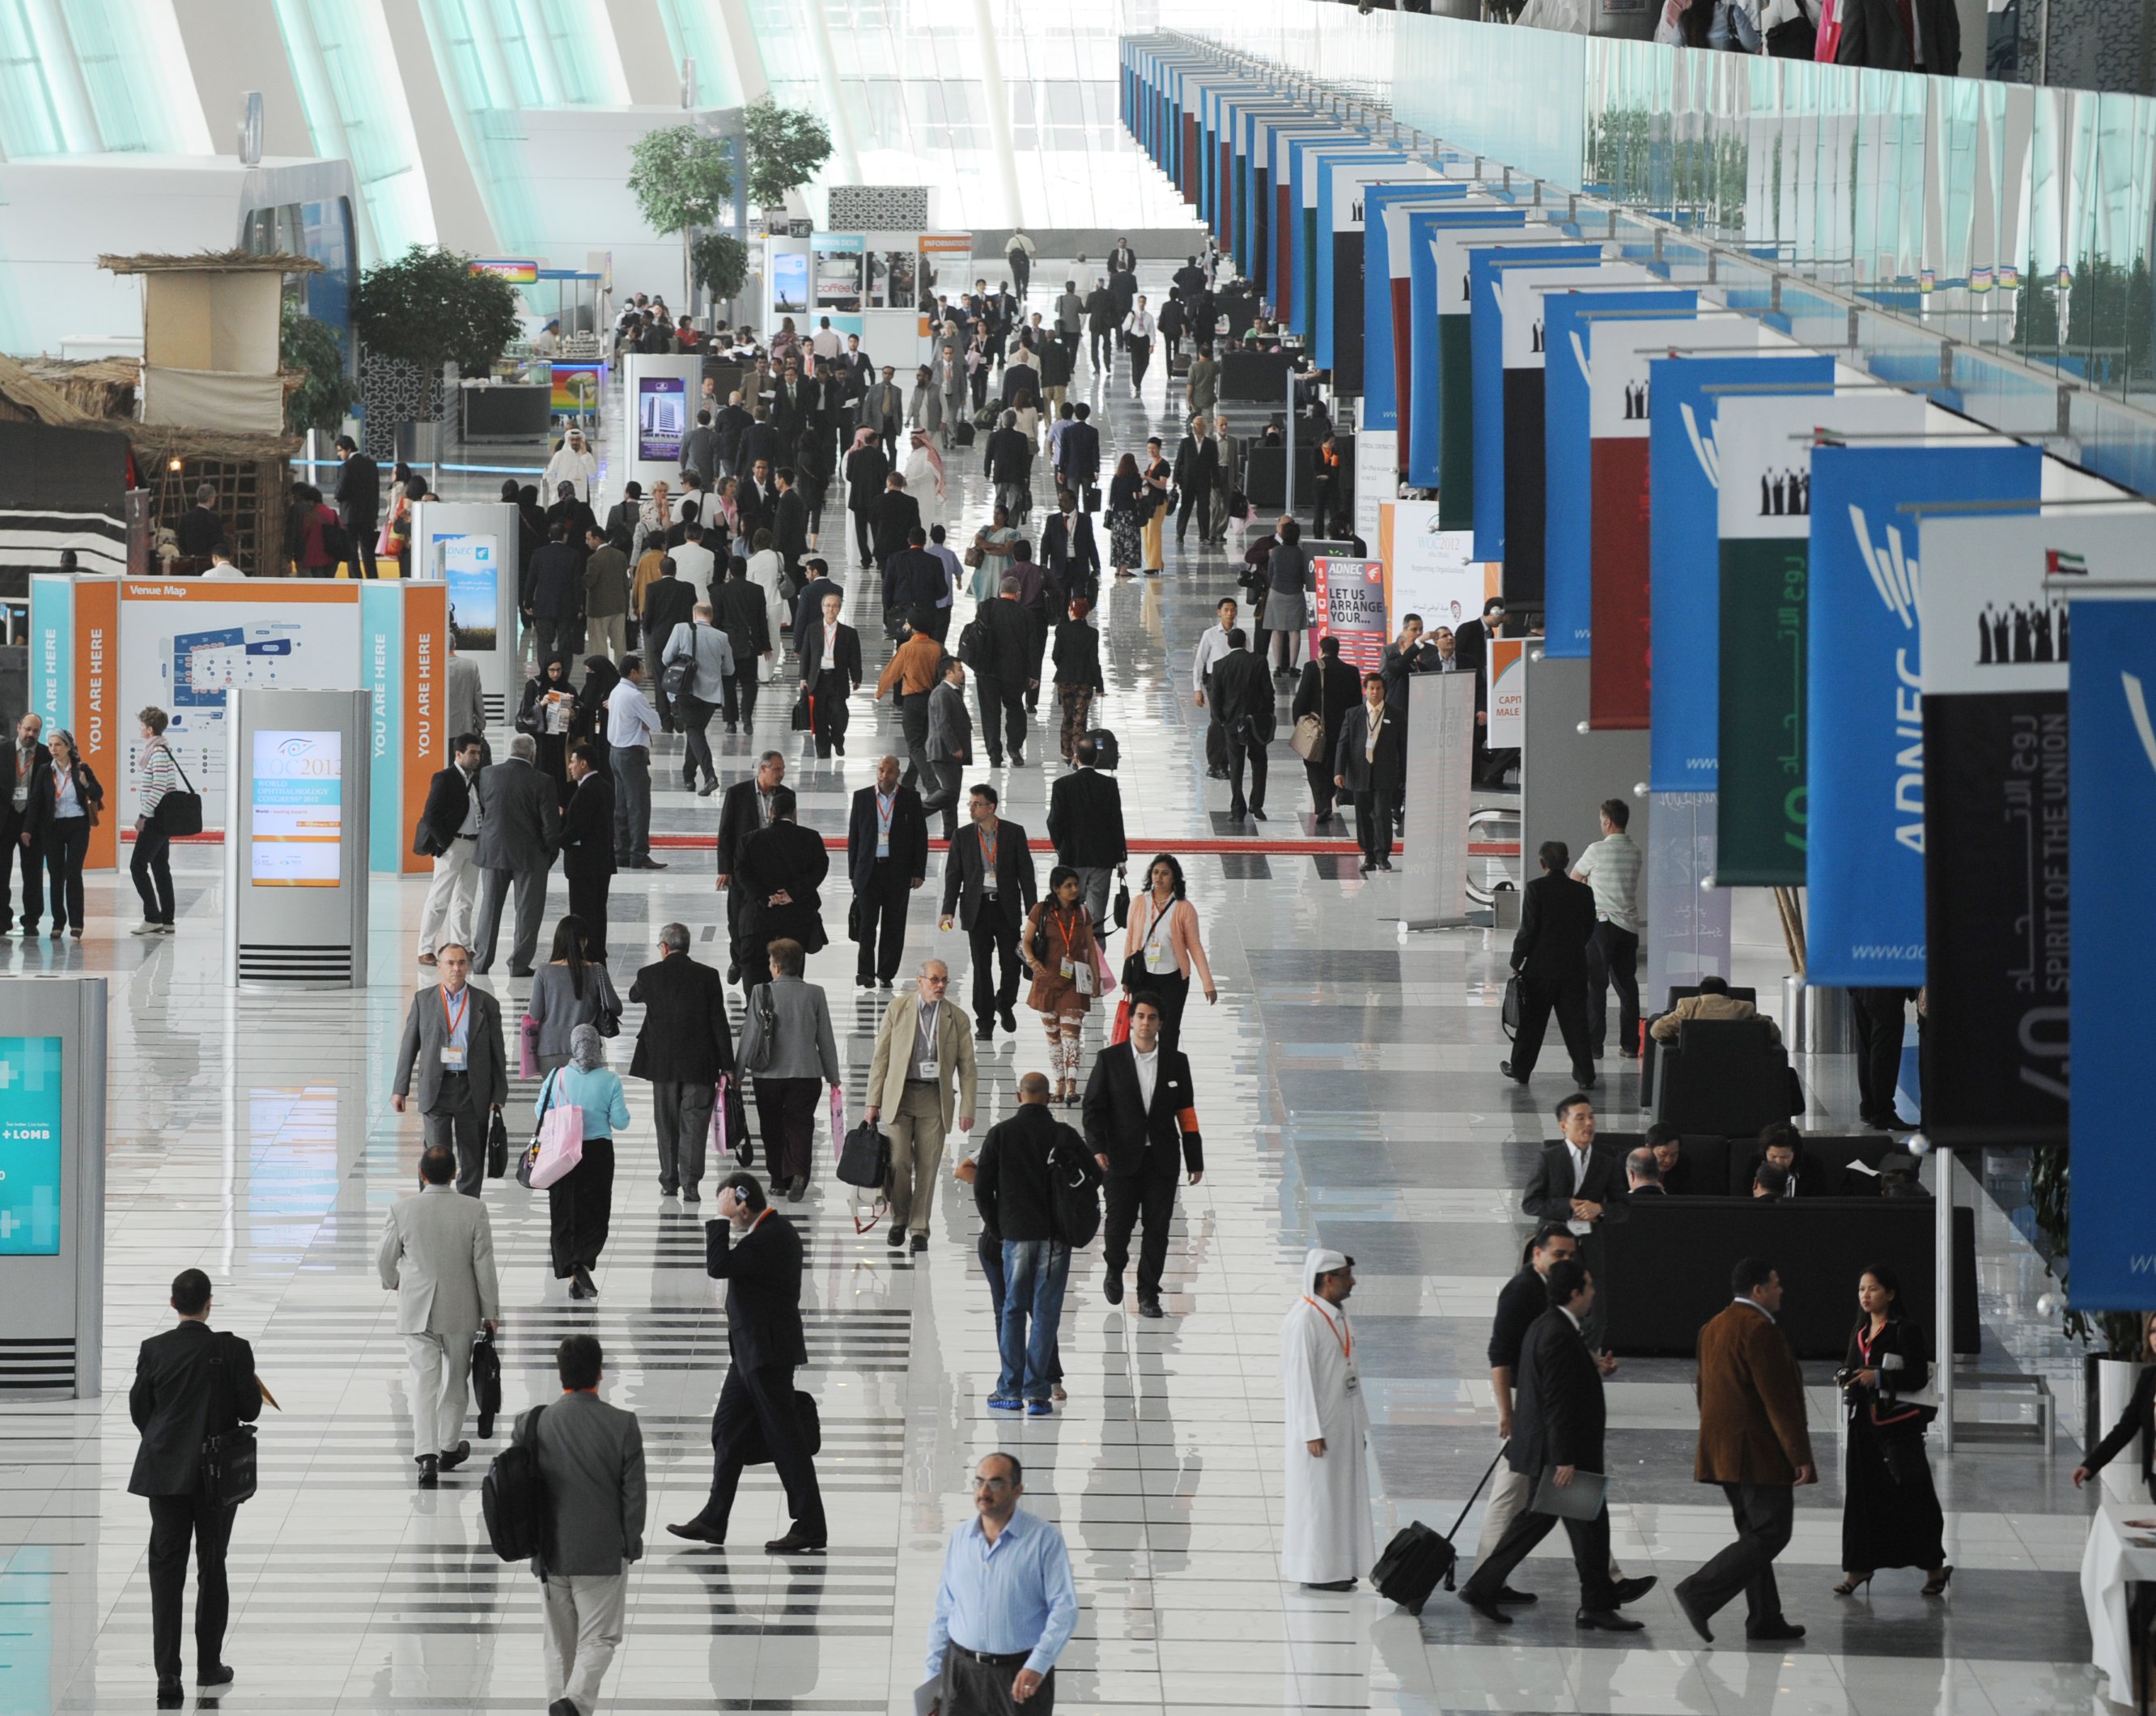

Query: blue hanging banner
1646,352,1834,792
2068,588,2156,1308
1361,184,1467,431
1404,208,1526,491
1542,287,1694,661
1804,441,2043,988
1314,155,1408,383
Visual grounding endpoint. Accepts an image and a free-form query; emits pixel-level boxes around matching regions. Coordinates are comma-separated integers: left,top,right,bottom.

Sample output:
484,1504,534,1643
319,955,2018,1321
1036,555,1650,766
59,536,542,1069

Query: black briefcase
734,1389,823,1464
1500,975,1522,1040
837,1119,890,1190
486,1110,510,1179
469,1330,502,1438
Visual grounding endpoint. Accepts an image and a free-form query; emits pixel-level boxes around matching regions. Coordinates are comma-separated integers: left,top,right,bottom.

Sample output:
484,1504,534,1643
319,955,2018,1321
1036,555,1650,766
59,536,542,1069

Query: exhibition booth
763,228,972,367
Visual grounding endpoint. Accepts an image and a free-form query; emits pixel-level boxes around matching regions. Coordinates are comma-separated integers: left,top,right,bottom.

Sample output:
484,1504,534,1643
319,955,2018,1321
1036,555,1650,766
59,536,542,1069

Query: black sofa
1640,984,1757,1103
1657,1017,1797,1136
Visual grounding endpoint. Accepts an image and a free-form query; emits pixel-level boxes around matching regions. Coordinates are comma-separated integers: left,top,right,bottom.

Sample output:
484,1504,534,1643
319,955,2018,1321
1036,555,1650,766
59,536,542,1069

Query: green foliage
742,98,833,207
628,125,735,236
280,302,355,435
354,245,522,374
2030,1142,2148,1355
692,233,749,301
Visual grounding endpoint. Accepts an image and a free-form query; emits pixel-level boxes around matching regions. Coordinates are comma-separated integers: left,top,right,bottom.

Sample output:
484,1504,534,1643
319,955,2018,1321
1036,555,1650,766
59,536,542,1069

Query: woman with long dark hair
37,728,102,939
1119,853,1217,1054
1106,452,1144,580
1022,866,1101,1105
1835,1264,1951,1596
525,914,621,1072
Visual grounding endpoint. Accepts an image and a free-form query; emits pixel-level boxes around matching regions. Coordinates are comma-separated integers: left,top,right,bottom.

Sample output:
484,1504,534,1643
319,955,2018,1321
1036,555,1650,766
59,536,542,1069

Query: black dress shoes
436,1440,471,1472
1577,1608,1644,1632
765,1531,827,1554
1611,1574,1657,1605
416,1454,439,1489
1136,1294,1165,1319
1673,1578,1714,1642
1498,1060,1530,1085
1746,1620,1806,1642
158,1680,186,1709
1458,1587,1513,1625
887,1224,907,1248
665,1520,725,1544
197,1664,236,1690
1495,1586,1538,1604
1102,1272,1124,1305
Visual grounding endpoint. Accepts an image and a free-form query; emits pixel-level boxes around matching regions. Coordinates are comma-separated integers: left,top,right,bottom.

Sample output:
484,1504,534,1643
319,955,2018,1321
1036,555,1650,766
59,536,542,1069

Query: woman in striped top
132,707,180,935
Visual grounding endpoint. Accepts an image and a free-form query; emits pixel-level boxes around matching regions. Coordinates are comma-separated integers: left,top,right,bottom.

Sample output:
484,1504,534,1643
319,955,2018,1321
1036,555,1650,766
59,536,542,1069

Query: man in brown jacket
1674,1257,1814,1645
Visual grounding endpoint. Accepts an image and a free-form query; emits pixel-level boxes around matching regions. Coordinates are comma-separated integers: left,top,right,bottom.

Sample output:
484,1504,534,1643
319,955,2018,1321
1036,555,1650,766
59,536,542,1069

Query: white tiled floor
0,256,2121,1714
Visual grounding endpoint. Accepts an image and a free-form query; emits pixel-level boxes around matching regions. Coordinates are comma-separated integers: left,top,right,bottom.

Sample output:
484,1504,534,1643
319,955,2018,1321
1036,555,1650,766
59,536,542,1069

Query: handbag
740,983,778,1074
1108,995,1132,1046
1290,711,1326,762
469,1330,503,1437
153,750,204,838
1111,880,1131,929
519,1014,540,1078
517,1069,586,1189
486,1109,510,1179
200,1335,259,1507
962,540,986,569
711,1072,753,1166
838,1117,892,1190
1094,944,1118,996
790,689,814,732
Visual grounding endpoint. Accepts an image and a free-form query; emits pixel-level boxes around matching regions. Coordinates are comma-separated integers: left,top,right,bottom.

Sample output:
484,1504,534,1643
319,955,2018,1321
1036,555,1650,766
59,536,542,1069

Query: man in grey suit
473,733,560,976
391,944,509,1196
446,641,489,763
378,1145,500,1486
520,1334,645,1716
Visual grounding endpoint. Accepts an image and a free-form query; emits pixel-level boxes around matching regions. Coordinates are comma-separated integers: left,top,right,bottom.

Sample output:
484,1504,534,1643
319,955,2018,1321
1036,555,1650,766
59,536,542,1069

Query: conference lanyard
441,986,469,1039
1305,1296,1359,1393
1856,1323,1920,1427
980,822,998,872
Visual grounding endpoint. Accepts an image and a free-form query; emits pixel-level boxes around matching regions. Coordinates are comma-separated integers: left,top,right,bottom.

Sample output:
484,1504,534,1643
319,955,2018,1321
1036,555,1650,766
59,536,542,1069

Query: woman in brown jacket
1021,865,1099,1106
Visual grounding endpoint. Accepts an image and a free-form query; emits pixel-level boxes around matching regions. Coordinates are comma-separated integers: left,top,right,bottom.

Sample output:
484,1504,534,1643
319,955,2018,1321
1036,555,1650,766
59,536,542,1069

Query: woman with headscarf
907,363,943,443
904,430,948,533
537,1023,630,1300
573,656,620,782
844,427,889,569
517,652,579,802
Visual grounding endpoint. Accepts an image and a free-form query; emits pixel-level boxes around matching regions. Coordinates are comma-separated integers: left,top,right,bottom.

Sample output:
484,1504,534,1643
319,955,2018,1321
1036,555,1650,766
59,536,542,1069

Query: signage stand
223,689,371,989
408,500,520,728
1402,672,1479,930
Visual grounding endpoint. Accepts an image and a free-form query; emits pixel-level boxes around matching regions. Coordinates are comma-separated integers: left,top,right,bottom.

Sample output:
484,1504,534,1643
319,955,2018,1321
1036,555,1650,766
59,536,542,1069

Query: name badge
917,1058,938,1081
440,1047,467,1071
1343,1359,1361,1394
1059,958,1075,979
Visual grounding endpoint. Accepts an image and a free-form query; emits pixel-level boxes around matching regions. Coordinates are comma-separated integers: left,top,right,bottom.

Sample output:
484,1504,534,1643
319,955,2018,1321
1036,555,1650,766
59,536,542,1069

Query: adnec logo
1568,330,1592,387
1679,403,1720,488
1848,506,1920,631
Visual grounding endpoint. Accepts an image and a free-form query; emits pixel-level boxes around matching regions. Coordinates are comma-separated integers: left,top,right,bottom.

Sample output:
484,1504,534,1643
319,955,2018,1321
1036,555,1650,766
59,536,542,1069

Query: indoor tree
354,244,521,374
280,301,357,436
742,97,833,207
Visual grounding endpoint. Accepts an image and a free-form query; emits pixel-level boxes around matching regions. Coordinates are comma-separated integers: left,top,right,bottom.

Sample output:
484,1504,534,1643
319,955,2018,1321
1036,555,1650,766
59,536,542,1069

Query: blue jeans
997,1239,1069,1402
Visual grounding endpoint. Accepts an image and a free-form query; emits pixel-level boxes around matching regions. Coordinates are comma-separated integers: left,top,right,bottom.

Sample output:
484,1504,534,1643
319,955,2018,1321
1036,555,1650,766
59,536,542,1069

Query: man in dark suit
391,942,510,1195
772,467,811,580
973,575,1039,767
413,733,485,967
735,785,828,988
1333,672,1404,873
847,756,927,989
715,558,771,733
174,482,225,559
862,365,906,450
770,361,812,444
871,472,922,569
639,552,699,733
883,531,947,636
130,1268,261,1706
797,588,861,759
789,559,844,661
333,435,380,579
715,752,785,983
1674,1259,1814,1645
630,921,734,1200
1082,991,1203,1319
1458,1259,1653,1630
1046,735,1126,925
1210,627,1274,822
472,733,560,976
1521,1093,1627,1353
1504,840,1598,1086
670,1172,827,1552
0,711,50,936
1056,402,1101,503
1039,488,1101,606
1172,416,1220,549
938,782,1038,1039
558,742,616,959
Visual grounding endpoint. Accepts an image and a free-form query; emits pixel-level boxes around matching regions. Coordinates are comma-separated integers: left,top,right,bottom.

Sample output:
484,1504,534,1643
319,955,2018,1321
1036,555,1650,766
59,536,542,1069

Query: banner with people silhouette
1919,508,2150,1144
1804,441,2044,988
1411,213,1531,509
1711,390,1929,886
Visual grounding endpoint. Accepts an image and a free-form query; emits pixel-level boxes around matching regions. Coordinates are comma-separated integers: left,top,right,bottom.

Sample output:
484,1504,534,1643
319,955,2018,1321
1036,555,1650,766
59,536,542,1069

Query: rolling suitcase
1372,1444,1507,1613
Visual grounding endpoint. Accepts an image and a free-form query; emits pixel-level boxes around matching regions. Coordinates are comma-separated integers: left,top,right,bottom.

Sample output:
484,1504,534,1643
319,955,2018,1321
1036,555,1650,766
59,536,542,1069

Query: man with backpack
503,1335,644,1716
972,1071,1099,1415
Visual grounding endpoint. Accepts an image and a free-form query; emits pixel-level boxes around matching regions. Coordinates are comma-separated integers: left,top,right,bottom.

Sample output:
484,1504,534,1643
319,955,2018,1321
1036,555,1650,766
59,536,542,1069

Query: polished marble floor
0,257,2124,1715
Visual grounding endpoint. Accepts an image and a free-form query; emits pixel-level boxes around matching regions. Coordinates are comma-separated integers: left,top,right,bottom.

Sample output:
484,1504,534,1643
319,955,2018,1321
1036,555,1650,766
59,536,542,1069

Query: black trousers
1225,727,1267,816
1128,337,1152,390
567,863,610,962
753,1076,821,1186
974,673,1029,762
45,815,89,929
1585,923,1640,1055
1849,988,1908,1123
132,821,176,924
1008,253,1030,297
0,815,41,929
1352,787,1394,865
1462,1481,1615,1611
806,667,851,755
724,669,760,731
1177,485,1214,544
855,865,911,982
1680,1482,1795,1629
547,1136,613,1277
968,912,1023,1029
147,1492,236,1683
1311,479,1343,540
1146,966,1193,1056
1303,758,1338,818
943,1650,1055,1716
1204,694,1228,774
854,510,875,563
694,1360,827,1540
1509,974,1594,1082
899,690,932,788
1103,1170,1178,1298
1089,329,1113,369
680,694,719,786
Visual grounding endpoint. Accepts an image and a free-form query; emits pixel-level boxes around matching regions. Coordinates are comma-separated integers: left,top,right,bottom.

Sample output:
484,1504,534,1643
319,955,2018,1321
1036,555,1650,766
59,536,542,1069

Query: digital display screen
0,1036,62,1255
434,533,499,652
250,728,342,886
637,376,686,461
770,251,809,314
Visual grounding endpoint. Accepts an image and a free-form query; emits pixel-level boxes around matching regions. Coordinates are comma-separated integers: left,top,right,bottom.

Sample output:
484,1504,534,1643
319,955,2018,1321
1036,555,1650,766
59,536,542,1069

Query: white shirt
874,788,896,857
1191,623,1235,695
1132,1045,1161,1111
672,542,716,605
1123,309,1156,340
1565,1143,1593,1236
605,679,660,749
810,327,842,359
821,622,840,670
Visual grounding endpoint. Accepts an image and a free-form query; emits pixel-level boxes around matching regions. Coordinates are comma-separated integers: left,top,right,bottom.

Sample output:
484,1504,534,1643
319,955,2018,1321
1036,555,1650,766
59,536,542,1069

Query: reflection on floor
9,258,2115,1714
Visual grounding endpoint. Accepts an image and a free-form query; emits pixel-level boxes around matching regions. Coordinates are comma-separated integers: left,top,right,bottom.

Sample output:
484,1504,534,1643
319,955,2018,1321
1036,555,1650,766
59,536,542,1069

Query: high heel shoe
1921,1565,1953,1597
1831,1572,1874,1596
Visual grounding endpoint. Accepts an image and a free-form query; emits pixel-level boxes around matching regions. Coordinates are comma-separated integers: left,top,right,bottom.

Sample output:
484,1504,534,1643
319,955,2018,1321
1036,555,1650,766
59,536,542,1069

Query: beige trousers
887,1081,949,1234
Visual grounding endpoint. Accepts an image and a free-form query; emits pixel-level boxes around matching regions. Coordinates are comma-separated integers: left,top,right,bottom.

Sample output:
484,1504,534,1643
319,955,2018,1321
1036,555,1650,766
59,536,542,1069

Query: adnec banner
1645,351,1835,794
1312,558,1388,673
1462,240,1592,554
1318,161,1423,390
1712,389,1927,886
1585,313,1766,729
2066,587,2156,1310
1803,440,2042,989
1540,287,1693,661
1402,209,1529,496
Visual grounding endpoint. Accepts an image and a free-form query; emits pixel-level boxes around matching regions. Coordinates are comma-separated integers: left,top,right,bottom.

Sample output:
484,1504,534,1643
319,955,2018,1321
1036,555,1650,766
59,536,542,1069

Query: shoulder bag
153,748,204,838
660,622,698,701
517,1068,585,1190
1289,708,1326,762
740,983,778,1074
200,1333,259,1507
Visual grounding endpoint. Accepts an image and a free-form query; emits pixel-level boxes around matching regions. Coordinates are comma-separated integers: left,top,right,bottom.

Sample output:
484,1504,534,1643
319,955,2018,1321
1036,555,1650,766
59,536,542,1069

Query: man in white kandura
1280,1247,1374,1591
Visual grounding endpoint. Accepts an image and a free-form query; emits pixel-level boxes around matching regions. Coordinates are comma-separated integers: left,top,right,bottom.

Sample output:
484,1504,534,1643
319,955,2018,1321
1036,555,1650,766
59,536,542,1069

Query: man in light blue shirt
605,656,664,870
924,1452,1077,1714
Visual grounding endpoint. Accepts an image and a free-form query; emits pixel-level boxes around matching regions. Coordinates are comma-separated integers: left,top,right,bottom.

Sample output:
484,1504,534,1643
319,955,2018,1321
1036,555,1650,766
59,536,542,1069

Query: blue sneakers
987,1395,1021,1412
1025,1400,1053,1416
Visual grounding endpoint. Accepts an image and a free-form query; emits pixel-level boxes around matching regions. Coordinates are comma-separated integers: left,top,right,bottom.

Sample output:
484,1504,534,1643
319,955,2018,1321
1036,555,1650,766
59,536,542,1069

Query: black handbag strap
162,744,196,798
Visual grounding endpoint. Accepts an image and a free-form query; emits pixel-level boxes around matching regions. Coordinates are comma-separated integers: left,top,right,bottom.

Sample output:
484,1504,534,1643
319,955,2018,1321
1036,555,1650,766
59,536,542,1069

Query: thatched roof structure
19,355,137,420
0,353,297,457
99,248,323,276
0,355,100,427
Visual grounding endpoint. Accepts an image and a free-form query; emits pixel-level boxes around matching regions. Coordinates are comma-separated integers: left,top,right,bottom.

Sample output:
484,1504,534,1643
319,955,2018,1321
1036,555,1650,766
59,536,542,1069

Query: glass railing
1144,2,2156,491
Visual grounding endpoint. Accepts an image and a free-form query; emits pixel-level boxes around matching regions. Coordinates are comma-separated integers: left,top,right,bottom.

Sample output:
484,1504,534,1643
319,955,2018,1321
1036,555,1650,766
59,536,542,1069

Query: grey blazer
476,755,559,872
662,618,735,703
378,1183,500,1336
520,1389,646,1577
393,982,510,1114
927,679,972,763
526,961,622,1060
740,975,841,1083
447,654,486,745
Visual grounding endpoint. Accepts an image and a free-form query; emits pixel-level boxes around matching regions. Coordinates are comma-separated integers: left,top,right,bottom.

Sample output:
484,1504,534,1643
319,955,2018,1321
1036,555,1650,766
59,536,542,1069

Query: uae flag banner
1918,508,2150,1145
1711,390,1928,886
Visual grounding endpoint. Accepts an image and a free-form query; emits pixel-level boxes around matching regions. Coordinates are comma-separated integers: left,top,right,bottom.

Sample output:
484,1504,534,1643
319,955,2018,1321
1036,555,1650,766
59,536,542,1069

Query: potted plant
353,245,521,461
281,301,357,438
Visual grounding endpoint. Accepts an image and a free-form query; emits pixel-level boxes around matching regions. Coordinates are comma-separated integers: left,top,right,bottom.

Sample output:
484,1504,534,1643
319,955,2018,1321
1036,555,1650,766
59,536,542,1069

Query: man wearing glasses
923,1453,1077,1714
